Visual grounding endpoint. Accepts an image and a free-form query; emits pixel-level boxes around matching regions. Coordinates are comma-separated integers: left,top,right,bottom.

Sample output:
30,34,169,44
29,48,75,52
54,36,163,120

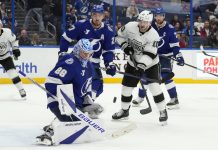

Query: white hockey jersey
0,28,19,60
116,21,160,70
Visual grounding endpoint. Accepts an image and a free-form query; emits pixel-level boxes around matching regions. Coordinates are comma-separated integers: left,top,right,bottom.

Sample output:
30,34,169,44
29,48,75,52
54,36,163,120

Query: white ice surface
0,84,218,150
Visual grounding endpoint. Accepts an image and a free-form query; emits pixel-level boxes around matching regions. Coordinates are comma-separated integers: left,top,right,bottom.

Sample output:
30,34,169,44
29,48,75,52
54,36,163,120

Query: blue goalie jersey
45,54,94,109
60,19,115,66
152,22,180,56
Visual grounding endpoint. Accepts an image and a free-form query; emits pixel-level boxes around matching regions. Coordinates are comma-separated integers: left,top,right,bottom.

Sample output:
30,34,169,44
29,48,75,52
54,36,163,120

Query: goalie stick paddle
18,70,136,139
200,45,217,58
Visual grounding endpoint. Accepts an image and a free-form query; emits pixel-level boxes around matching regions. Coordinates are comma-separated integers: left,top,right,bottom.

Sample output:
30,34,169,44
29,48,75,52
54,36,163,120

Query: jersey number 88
54,67,67,77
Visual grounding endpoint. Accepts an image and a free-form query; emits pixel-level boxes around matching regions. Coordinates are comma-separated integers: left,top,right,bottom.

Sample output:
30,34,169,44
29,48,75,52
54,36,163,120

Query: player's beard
92,20,101,28
156,19,164,26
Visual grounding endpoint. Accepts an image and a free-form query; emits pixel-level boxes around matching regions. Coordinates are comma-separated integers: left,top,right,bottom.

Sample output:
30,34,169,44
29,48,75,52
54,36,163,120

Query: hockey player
59,5,116,101
112,10,168,125
36,39,104,145
132,8,184,109
0,20,26,98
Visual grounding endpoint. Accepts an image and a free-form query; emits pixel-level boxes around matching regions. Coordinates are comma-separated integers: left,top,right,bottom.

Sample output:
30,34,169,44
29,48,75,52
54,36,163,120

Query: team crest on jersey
81,77,92,96
80,6,88,13
128,39,147,53
0,42,7,53
65,58,74,64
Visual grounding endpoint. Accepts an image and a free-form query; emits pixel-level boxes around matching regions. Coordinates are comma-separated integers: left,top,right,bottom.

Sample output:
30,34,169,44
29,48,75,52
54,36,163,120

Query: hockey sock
7,69,24,91
165,80,178,98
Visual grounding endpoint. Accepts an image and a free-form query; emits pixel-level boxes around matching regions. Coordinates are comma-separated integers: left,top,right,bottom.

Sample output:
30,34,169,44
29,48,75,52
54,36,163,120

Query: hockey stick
200,45,217,58
129,54,152,114
99,66,160,83
159,55,218,77
18,70,136,139
99,67,174,84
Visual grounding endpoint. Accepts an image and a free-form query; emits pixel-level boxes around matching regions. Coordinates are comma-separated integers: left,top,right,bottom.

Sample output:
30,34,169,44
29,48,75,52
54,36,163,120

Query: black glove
106,64,116,76
13,49,21,59
136,64,145,76
124,46,134,55
138,67,145,76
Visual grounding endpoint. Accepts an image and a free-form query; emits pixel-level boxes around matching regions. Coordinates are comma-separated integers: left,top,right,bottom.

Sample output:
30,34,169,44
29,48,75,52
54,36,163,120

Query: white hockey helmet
138,10,153,22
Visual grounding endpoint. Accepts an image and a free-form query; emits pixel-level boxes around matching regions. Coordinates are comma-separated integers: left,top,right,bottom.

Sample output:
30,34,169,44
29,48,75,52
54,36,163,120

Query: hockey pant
138,56,178,98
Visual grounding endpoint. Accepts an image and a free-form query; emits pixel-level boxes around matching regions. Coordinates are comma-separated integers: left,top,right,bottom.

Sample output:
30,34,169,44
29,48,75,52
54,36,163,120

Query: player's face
91,12,104,28
79,51,92,60
138,20,150,32
155,14,165,25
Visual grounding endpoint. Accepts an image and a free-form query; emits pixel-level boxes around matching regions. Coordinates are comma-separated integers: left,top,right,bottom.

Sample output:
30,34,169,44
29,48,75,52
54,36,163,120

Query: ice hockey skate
112,109,129,120
166,97,179,109
36,125,54,146
159,109,168,126
19,89,26,99
36,133,53,146
132,97,144,106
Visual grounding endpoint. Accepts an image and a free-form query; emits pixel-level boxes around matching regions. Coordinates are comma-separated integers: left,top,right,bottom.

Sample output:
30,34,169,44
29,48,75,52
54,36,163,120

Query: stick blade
140,108,152,115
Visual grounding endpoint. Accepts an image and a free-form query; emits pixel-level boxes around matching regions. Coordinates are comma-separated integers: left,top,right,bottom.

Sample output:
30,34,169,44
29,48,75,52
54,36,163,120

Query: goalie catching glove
82,103,104,119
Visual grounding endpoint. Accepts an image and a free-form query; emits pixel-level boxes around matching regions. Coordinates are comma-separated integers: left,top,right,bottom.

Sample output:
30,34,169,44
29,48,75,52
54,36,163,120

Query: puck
113,97,117,103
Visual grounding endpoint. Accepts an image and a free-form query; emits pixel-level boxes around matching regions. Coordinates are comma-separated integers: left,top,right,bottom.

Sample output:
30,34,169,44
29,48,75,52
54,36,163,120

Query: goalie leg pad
51,120,104,145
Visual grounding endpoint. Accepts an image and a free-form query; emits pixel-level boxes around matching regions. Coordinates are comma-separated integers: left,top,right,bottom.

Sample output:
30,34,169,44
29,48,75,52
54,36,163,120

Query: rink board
0,47,218,84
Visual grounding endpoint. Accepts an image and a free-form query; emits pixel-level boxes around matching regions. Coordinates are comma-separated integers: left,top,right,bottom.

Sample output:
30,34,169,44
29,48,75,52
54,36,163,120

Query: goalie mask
73,39,94,67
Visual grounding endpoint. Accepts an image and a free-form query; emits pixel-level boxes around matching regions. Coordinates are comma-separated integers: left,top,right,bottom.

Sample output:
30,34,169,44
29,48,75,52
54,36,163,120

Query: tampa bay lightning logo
81,77,92,97
158,33,166,48
80,6,88,13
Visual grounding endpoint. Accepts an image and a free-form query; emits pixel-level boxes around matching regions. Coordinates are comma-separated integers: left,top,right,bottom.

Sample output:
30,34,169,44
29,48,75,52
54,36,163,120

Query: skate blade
36,138,52,146
21,97,27,100
159,121,167,126
112,116,129,121
167,104,180,110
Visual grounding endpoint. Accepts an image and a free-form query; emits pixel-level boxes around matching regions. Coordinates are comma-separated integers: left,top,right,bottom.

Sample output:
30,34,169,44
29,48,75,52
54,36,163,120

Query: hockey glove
175,52,184,66
82,103,104,119
124,46,134,55
13,49,21,60
58,52,67,60
137,67,145,77
106,64,116,76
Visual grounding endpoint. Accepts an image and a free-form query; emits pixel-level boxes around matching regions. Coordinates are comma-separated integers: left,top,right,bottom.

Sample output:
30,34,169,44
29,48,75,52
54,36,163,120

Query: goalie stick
18,70,136,139
200,45,217,58
159,55,218,77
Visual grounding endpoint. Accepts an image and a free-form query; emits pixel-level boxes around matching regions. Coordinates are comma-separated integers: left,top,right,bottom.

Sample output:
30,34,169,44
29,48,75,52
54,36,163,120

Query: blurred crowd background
0,0,218,48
